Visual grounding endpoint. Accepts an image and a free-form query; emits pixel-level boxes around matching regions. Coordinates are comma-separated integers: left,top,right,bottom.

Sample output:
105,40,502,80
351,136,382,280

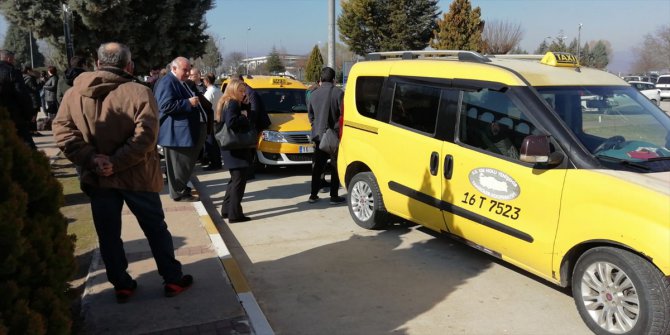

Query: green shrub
0,107,76,335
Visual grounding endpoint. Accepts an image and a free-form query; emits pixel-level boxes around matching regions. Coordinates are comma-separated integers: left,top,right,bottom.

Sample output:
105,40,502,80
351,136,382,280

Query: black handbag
317,86,340,155
215,123,258,150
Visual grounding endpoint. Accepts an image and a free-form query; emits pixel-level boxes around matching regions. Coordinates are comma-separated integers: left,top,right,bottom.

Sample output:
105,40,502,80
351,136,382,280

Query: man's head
203,73,216,87
70,56,87,69
22,65,33,75
189,67,202,84
97,42,132,72
0,49,15,64
171,57,191,81
320,67,336,83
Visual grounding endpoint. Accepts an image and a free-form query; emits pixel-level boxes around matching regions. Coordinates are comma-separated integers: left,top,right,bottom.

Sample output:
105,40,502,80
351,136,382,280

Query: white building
243,54,307,79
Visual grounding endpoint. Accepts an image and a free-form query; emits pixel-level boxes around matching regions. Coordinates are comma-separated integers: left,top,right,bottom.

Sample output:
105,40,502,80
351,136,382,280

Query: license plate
299,145,315,153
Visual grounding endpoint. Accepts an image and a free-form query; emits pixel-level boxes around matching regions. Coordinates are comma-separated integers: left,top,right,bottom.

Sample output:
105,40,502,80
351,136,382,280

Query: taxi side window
390,82,440,134
459,89,537,159
355,76,385,119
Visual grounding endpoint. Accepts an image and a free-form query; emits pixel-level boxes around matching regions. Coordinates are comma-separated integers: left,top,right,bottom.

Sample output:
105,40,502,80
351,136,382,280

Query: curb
192,200,274,335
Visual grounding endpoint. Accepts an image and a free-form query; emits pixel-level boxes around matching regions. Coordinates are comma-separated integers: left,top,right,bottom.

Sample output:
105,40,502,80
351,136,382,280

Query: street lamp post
577,23,583,63
245,27,251,75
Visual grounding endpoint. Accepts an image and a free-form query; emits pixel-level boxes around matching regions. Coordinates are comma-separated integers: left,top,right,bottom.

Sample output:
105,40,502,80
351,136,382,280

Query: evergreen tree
0,0,213,74
581,42,592,66
568,38,578,55
192,36,222,75
590,40,609,69
338,0,439,56
266,47,285,74
2,23,45,68
430,0,483,51
534,40,549,54
0,107,76,334
305,45,324,83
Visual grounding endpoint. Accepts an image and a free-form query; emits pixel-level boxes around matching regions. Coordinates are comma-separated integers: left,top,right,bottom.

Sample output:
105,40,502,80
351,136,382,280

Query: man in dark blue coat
154,57,207,201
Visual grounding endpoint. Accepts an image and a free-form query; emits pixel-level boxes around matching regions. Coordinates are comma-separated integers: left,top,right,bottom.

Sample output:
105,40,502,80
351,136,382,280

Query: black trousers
311,142,339,198
221,167,249,220
83,185,183,289
204,133,221,167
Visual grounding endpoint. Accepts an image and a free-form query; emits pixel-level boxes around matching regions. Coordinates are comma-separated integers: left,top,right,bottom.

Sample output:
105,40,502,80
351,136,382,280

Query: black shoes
174,194,199,202
330,196,346,205
228,216,251,223
165,275,194,297
203,165,222,171
308,195,319,203
115,280,138,303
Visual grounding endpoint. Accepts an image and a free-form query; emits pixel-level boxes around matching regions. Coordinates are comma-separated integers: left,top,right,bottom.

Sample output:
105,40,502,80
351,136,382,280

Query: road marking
193,200,274,335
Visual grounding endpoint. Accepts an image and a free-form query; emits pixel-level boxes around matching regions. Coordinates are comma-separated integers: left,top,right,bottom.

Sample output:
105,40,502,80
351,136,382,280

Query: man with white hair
154,57,208,201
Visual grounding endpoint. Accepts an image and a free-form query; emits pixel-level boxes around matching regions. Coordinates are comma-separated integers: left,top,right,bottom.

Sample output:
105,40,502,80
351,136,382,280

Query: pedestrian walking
43,66,59,129
202,72,222,170
307,67,345,204
52,42,193,303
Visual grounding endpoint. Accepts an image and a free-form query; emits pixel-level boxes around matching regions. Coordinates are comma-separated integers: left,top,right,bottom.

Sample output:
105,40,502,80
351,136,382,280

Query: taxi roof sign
271,77,290,86
540,52,580,67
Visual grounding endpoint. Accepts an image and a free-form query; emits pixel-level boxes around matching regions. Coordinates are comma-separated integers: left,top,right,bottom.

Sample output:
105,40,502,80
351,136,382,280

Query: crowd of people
0,42,345,303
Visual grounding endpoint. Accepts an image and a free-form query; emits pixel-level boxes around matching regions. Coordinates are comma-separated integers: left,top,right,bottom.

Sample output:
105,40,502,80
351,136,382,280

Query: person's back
52,42,192,303
0,49,36,148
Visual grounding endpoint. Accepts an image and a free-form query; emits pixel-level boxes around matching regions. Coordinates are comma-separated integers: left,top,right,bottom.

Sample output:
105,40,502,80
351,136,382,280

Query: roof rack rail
487,54,544,61
365,50,491,63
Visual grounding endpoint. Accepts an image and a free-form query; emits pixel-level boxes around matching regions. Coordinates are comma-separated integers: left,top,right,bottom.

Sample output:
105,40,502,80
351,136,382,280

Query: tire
347,172,390,230
571,247,670,335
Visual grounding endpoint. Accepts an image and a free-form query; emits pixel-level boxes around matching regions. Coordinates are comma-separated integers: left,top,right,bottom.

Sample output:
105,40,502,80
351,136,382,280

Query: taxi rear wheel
347,172,390,230
571,247,670,335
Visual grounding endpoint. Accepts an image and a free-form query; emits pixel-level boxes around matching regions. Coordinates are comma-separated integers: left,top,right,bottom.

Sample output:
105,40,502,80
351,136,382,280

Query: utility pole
28,29,34,68
245,27,251,75
62,4,74,63
328,0,335,69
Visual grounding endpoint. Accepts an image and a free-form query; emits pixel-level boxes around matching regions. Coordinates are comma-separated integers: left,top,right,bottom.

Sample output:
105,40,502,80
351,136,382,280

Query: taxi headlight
262,130,288,143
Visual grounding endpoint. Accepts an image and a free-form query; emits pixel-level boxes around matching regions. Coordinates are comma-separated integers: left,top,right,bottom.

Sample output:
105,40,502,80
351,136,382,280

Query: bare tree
631,25,670,73
224,51,245,75
482,19,524,54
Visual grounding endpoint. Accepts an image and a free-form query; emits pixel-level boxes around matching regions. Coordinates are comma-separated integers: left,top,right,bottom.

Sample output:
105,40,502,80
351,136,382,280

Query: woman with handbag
215,78,255,223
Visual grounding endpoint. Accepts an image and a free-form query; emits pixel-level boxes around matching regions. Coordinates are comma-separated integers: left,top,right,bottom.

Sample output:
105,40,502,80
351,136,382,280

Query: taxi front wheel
347,172,390,230
572,247,670,335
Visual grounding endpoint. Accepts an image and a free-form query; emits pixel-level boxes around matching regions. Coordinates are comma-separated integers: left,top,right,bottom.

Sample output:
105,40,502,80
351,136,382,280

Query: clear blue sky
1,0,668,73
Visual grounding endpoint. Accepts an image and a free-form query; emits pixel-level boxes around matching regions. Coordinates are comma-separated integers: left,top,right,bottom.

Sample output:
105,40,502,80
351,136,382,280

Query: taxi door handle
429,152,439,176
444,154,453,179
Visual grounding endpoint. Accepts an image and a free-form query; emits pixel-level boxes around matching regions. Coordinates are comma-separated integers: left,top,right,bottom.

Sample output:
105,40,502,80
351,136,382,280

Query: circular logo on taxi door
468,168,520,200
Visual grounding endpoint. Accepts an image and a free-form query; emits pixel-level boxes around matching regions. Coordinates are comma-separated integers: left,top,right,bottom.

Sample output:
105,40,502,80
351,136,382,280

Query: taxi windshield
256,88,307,114
536,86,670,168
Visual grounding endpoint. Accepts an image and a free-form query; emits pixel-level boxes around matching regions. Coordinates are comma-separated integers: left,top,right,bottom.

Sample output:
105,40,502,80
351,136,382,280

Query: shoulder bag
318,87,339,155
215,101,258,150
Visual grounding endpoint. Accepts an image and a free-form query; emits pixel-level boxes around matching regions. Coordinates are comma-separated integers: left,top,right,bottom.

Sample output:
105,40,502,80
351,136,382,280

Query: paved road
195,166,593,335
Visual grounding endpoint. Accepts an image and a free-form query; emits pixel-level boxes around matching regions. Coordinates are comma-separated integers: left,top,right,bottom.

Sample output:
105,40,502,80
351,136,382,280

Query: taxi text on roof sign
540,52,579,67
271,77,289,86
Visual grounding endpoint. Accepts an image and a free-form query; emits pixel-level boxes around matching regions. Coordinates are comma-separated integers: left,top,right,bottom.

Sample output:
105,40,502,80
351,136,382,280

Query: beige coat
53,68,163,192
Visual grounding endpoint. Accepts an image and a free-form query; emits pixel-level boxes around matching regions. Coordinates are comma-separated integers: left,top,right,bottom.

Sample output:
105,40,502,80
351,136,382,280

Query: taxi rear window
256,88,307,113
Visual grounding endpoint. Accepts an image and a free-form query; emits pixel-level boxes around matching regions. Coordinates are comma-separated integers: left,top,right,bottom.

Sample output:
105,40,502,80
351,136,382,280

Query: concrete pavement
35,132,270,335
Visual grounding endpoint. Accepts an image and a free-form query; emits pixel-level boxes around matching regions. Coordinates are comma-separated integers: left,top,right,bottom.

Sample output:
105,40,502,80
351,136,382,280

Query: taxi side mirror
519,135,563,165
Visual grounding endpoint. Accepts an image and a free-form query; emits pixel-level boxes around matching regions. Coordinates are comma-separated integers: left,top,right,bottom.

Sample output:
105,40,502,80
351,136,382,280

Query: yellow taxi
338,51,670,335
221,75,314,167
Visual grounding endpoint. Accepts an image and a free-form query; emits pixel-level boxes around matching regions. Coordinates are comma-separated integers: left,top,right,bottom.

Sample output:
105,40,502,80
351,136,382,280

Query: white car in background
657,74,670,100
629,81,661,105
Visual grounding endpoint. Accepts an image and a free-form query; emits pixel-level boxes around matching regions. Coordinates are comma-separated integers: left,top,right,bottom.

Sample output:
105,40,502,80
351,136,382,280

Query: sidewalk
34,132,266,335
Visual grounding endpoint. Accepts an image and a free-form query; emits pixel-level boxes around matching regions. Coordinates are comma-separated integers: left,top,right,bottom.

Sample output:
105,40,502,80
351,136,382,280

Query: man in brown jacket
53,42,192,303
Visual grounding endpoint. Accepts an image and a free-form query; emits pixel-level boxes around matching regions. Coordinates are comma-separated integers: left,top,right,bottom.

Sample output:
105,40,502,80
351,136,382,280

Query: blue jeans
82,184,183,289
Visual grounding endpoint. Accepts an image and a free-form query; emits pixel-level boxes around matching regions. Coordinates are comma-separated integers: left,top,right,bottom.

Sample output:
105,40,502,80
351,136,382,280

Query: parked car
629,80,661,105
339,50,670,335
221,75,313,168
656,74,670,100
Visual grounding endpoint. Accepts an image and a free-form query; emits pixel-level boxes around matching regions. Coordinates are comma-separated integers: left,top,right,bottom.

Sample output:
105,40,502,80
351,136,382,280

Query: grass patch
51,153,96,335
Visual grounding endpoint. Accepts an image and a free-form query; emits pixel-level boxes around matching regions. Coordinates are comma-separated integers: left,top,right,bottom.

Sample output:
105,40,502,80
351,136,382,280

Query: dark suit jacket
308,81,343,141
154,72,202,147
